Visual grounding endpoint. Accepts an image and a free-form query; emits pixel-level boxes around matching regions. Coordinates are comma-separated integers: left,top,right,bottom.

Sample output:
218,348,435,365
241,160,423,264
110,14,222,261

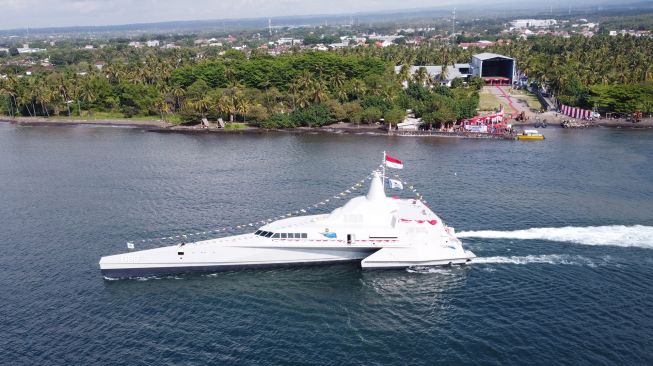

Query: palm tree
219,87,242,122
194,96,212,118
398,64,411,85
412,66,428,86
15,79,35,117
35,78,53,117
330,72,348,102
1,76,19,117
57,75,72,117
288,81,300,109
236,97,250,122
439,65,450,85
309,78,327,104
348,79,366,100
171,84,185,111
80,78,98,116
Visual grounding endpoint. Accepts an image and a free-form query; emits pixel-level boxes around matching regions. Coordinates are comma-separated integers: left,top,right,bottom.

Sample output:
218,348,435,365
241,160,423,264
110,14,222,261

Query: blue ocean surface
1,124,652,365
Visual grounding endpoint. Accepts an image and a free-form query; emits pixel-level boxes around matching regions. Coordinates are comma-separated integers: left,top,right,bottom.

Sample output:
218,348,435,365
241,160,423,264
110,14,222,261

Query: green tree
324,99,346,121
384,108,406,125
289,104,332,127
362,106,382,124
344,101,363,125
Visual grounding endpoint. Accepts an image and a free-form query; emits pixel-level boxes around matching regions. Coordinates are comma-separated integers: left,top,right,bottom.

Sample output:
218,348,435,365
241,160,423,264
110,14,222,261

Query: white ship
100,157,475,278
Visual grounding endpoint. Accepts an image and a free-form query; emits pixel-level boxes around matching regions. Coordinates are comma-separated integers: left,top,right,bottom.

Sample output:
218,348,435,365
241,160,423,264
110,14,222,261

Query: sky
0,0,616,30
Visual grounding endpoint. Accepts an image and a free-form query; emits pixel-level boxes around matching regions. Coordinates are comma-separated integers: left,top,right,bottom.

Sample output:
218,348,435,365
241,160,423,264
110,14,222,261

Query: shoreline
2,116,651,138
515,111,653,129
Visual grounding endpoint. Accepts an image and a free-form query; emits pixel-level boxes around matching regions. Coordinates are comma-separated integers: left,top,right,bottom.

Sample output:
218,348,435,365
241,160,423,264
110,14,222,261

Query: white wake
473,254,599,266
457,225,653,249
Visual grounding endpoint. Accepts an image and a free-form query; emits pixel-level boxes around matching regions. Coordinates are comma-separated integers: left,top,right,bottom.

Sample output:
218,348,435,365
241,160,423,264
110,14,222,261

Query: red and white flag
385,154,403,169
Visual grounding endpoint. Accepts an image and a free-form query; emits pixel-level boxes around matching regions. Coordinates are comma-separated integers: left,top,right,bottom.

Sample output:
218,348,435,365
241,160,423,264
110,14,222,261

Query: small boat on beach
516,129,545,140
99,154,476,279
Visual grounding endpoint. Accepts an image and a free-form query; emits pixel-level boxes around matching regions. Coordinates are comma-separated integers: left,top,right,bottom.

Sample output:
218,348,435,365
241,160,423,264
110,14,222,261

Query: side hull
361,257,473,270
360,247,476,269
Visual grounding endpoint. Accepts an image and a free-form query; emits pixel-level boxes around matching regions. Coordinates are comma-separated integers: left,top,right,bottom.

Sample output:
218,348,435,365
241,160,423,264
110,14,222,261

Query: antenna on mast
452,8,456,37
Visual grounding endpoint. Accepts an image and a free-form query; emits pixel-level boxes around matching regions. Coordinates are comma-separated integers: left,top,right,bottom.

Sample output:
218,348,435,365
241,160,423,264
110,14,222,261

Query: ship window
301,233,307,238
178,252,184,255
271,233,279,238
280,233,287,238
290,233,297,238
265,232,273,238
255,230,262,236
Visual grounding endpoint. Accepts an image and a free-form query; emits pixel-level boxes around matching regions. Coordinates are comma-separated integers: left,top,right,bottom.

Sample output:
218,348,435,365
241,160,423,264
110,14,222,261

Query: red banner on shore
560,104,593,120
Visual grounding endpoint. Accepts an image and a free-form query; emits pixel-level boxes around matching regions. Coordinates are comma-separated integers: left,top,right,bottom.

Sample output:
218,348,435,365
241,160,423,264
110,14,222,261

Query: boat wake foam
406,254,607,271
473,254,600,267
457,225,653,249
406,266,461,274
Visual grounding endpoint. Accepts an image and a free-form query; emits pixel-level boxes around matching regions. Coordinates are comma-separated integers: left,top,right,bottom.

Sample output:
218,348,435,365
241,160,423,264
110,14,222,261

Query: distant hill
0,0,651,36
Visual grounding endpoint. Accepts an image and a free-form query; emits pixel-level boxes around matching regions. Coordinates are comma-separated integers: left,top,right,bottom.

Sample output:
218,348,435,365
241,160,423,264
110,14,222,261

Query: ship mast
382,151,386,189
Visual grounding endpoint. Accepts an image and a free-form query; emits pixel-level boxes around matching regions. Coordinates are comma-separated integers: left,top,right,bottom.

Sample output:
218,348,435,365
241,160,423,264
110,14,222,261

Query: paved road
486,86,526,114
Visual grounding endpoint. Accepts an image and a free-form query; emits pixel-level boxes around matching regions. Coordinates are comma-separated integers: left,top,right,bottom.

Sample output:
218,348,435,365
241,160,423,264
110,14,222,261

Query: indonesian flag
385,155,403,169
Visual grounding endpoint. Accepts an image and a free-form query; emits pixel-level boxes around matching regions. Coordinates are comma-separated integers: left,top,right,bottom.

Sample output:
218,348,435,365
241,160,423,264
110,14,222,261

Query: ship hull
100,245,378,279
101,258,365,278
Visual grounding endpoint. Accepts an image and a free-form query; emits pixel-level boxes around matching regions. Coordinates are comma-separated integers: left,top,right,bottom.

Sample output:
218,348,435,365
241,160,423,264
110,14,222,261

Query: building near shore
395,52,515,87
396,117,422,131
394,64,472,87
471,53,516,85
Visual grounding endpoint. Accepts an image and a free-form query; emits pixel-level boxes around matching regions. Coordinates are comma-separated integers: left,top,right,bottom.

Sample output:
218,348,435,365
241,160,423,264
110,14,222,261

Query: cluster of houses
127,40,161,48
608,29,651,37
0,43,47,55
503,18,613,39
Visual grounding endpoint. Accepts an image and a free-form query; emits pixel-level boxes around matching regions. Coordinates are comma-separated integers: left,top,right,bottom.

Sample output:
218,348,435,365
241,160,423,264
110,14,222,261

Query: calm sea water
1,124,652,365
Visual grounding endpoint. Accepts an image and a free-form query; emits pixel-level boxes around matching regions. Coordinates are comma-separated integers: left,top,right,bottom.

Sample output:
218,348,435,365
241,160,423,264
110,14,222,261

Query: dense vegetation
342,35,653,113
0,49,480,127
495,35,653,112
0,34,651,125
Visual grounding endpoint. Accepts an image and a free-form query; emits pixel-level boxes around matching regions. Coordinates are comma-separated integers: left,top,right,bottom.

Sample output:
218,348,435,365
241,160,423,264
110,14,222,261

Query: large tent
471,53,516,85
